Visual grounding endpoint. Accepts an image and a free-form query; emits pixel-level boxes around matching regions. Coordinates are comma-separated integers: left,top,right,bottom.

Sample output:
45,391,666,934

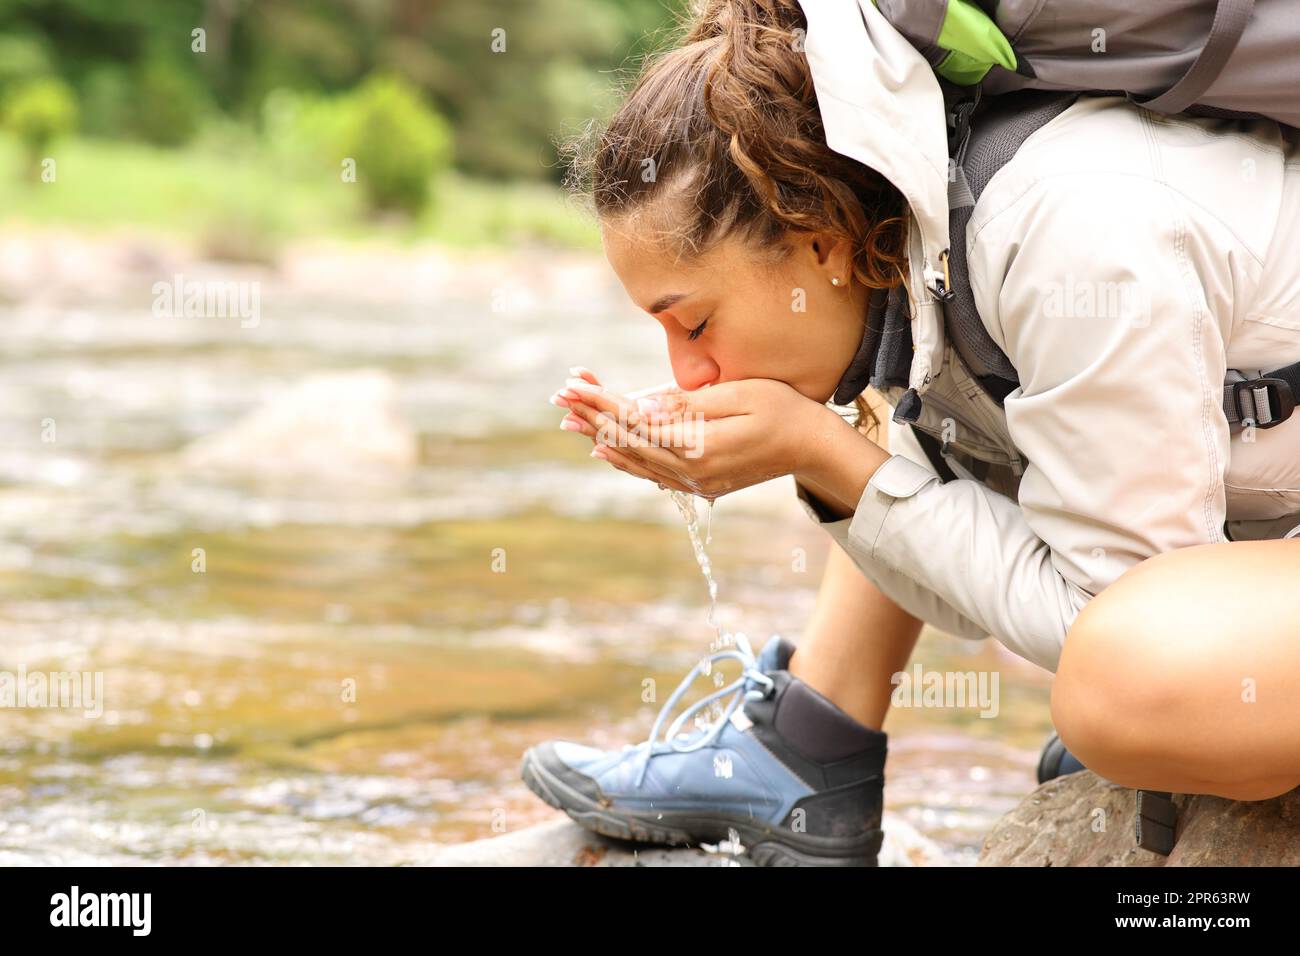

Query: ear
804,231,856,286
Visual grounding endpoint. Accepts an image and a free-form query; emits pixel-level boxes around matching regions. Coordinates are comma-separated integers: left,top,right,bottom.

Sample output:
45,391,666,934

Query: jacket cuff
794,477,847,525
793,454,941,560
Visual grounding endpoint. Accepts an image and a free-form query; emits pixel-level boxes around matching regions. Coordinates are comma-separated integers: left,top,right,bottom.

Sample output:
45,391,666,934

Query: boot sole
520,745,883,867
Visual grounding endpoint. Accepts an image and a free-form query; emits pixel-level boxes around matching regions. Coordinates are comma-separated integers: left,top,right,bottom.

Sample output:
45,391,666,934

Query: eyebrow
645,291,692,315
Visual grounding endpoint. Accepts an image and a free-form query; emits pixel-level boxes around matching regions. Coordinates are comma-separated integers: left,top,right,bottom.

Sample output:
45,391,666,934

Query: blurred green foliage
0,0,688,181
336,74,453,214
129,58,212,146
3,74,77,167
260,75,454,216
0,0,688,251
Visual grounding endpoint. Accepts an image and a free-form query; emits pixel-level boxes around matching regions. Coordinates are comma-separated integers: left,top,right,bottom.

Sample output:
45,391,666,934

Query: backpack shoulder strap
942,89,1082,405
1128,0,1256,118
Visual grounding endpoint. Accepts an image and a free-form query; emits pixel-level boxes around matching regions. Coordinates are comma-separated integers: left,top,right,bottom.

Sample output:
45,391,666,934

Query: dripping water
667,490,735,734
667,490,720,641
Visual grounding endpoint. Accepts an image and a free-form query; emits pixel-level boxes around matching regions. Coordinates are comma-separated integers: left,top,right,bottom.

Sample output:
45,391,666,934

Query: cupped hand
558,376,833,500
548,369,695,494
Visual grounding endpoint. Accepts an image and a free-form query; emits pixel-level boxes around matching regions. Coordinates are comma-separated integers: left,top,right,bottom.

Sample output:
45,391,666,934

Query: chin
795,381,834,405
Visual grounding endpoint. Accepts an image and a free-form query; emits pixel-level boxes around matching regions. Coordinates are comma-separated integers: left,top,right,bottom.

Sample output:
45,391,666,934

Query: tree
4,77,79,173
336,74,452,215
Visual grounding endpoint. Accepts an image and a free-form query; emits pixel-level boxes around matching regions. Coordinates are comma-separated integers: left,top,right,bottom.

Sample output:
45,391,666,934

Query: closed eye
686,317,709,341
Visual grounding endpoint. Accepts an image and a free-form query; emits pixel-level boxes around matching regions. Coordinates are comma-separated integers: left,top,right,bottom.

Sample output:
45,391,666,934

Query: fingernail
549,394,571,408
568,379,602,392
568,366,586,377
636,397,661,417
560,418,582,431
590,445,608,460
559,389,580,401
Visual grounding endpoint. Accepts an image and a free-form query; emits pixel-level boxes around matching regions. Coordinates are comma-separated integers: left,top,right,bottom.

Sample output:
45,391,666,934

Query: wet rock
978,770,1300,865
180,369,417,483
412,818,723,867
413,812,952,867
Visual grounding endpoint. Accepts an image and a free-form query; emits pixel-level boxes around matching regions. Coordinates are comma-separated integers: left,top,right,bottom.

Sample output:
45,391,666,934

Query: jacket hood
795,0,952,396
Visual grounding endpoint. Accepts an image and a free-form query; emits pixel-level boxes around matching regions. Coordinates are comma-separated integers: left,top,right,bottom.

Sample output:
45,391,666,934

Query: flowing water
0,233,1055,865
665,490,733,733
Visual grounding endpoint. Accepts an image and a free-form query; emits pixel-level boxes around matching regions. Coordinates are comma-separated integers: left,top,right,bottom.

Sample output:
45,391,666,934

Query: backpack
934,85,1300,437
874,0,1299,129
867,0,1300,436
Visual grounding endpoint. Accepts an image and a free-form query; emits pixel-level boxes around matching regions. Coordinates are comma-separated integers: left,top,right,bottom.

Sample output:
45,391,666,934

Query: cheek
714,265,841,378
756,282,828,354
746,281,855,392
719,306,813,379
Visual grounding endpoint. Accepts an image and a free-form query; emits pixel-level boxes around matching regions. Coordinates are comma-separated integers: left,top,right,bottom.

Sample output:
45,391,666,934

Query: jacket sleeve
793,173,1232,673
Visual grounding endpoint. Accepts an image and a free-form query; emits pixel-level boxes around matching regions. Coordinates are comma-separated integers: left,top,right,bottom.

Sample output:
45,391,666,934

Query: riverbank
0,132,600,267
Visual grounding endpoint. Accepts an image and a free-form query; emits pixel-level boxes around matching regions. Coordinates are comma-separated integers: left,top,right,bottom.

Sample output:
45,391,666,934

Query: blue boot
1036,730,1087,784
520,634,888,866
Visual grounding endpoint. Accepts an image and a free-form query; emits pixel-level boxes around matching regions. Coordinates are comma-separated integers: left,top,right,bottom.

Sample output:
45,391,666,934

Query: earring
831,277,841,286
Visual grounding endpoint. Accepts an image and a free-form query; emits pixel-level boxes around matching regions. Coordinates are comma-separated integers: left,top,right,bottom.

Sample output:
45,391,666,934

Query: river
0,232,1054,865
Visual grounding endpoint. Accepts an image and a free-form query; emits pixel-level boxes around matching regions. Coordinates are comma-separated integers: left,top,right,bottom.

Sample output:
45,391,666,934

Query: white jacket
792,0,1300,672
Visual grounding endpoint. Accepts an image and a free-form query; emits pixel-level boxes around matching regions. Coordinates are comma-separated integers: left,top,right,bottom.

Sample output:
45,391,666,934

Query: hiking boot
519,633,888,866
1036,730,1087,784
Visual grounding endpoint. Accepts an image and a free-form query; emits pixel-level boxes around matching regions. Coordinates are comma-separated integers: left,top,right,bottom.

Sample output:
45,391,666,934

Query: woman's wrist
793,403,891,518
793,469,852,517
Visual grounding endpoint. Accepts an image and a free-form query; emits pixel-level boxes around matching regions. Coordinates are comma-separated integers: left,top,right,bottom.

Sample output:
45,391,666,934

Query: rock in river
979,770,1300,865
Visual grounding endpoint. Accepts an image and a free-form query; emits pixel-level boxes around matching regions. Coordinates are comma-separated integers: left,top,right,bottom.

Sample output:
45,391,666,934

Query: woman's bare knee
1052,541,1300,792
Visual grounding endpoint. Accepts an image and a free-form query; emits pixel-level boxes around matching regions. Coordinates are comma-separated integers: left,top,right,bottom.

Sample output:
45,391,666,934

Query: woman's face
599,219,870,403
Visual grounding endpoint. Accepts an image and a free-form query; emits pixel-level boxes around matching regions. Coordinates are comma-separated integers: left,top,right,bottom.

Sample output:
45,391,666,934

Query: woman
520,0,1300,865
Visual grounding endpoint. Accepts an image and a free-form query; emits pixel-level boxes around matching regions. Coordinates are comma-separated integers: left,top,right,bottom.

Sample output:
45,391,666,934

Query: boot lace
626,632,776,789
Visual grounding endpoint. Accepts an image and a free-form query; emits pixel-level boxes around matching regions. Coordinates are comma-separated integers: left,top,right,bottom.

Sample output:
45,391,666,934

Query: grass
0,132,602,259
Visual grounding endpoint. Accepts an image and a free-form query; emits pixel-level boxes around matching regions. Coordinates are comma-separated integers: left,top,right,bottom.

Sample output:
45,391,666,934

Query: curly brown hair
560,0,911,440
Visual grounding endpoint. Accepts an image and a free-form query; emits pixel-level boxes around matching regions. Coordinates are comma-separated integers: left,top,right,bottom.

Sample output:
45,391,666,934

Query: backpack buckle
947,86,982,161
1232,377,1295,429
925,249,956,303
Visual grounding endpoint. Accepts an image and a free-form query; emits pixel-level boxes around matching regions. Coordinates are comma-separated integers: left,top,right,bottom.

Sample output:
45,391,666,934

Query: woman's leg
788,539,924,731
787,396,993,732
1052,539,1300,801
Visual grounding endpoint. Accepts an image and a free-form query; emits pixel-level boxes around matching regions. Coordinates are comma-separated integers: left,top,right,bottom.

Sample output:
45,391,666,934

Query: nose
664,337,720,392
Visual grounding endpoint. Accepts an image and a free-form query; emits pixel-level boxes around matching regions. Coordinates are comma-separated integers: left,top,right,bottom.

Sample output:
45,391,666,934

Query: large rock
414,812,952,867
180,369,417,484
979,770,1300,865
